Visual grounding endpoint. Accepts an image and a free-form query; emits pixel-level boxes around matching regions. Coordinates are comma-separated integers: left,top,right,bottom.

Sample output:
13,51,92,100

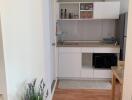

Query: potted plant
24,79,48,100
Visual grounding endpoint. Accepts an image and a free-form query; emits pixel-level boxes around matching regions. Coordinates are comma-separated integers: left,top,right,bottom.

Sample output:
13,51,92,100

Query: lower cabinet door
58,53,81,78
94,69,112,78
81,68,94,78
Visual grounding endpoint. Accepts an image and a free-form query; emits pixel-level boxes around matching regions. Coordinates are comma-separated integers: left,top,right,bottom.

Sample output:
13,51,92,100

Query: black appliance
116,13,128,61
93,53,117,69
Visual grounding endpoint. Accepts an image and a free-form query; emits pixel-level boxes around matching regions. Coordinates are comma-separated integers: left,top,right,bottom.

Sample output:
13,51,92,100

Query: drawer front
81,68,94,78
81,48,94,53
59,47,81,53
94,69,112,78
93,47,120,53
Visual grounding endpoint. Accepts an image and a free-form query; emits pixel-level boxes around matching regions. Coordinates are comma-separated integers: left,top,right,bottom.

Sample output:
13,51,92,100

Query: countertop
57,41,120,48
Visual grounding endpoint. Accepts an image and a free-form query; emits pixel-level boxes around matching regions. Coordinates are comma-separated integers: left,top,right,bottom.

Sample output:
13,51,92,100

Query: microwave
93,53,118,69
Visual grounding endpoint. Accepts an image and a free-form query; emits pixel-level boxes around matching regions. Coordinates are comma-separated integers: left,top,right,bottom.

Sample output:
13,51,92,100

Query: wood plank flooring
53,81,121,100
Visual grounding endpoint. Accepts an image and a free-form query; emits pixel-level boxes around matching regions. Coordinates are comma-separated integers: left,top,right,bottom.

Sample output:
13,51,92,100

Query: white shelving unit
57,1,120,20
58,2,94,20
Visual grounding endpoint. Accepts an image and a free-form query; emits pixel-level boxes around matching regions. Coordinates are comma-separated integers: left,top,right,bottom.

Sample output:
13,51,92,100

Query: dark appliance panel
93,53,117,69
116,13,128,61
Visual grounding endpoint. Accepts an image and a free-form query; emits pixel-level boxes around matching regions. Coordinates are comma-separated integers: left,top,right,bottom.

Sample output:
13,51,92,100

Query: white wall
106,0,129,13
0,0,52,100
49,0,57,86
0,17,7,100
122,0,132,99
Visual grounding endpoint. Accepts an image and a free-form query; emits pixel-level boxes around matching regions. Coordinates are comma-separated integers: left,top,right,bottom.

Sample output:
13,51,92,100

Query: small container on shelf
60,9,64,19
64,9,67,19
85,4,89,10
88,4,93,10
80,3,93,10
60,8,68,19
80,4,85,10
80,11,93,19
68,13,72,19
74,14,79,19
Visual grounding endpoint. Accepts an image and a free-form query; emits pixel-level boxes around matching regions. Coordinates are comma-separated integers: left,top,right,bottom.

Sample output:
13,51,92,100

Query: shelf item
59,3,79,19
80,11,93,19
80,3,93,10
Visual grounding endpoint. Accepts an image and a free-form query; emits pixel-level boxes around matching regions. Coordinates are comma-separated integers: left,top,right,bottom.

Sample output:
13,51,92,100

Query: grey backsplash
57,19,116,41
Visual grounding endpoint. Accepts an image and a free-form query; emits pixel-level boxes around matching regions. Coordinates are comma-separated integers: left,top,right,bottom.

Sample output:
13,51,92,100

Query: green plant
24,79,48,100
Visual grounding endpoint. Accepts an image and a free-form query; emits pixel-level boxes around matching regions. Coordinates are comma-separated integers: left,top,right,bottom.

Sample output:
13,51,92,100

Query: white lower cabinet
58,47,117,79
81,68,112,79
94,69,112,78
93,47,120,53
58,48,81,78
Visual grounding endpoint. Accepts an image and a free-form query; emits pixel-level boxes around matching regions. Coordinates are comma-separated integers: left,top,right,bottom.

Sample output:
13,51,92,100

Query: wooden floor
53,81,121,100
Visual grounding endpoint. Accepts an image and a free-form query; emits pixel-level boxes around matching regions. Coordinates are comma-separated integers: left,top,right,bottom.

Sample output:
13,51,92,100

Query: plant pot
37,96,43,100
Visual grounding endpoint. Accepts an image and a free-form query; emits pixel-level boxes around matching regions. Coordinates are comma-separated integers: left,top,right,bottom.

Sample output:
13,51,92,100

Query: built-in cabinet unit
56,1,120,80
58,47,120,79
57,1,120,20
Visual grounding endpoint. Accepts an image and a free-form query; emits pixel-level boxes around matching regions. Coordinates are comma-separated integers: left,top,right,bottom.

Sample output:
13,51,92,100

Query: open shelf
80,10,93,11
80,3,93,10
58,2,94,20
59,3,79,19
80,11,93,19
82,53,93,69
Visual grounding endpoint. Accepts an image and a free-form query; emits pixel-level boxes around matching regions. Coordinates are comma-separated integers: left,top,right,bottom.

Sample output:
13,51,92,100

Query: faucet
60,32,65,44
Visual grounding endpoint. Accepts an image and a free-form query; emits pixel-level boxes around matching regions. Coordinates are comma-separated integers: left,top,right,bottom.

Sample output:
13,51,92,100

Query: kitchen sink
63,42,79,45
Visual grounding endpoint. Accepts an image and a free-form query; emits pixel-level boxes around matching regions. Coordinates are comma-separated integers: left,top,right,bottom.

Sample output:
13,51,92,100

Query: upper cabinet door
94,2,120,19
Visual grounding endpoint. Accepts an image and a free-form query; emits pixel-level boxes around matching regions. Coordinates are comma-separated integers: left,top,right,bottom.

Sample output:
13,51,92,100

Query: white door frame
122,0,132,100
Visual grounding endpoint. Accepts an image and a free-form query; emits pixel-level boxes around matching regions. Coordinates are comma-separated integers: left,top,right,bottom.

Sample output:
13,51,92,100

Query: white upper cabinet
94,2,120,19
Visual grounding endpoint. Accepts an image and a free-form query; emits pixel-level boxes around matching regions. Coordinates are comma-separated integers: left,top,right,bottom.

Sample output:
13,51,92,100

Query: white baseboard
57,77,111,81
50,79,57,100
